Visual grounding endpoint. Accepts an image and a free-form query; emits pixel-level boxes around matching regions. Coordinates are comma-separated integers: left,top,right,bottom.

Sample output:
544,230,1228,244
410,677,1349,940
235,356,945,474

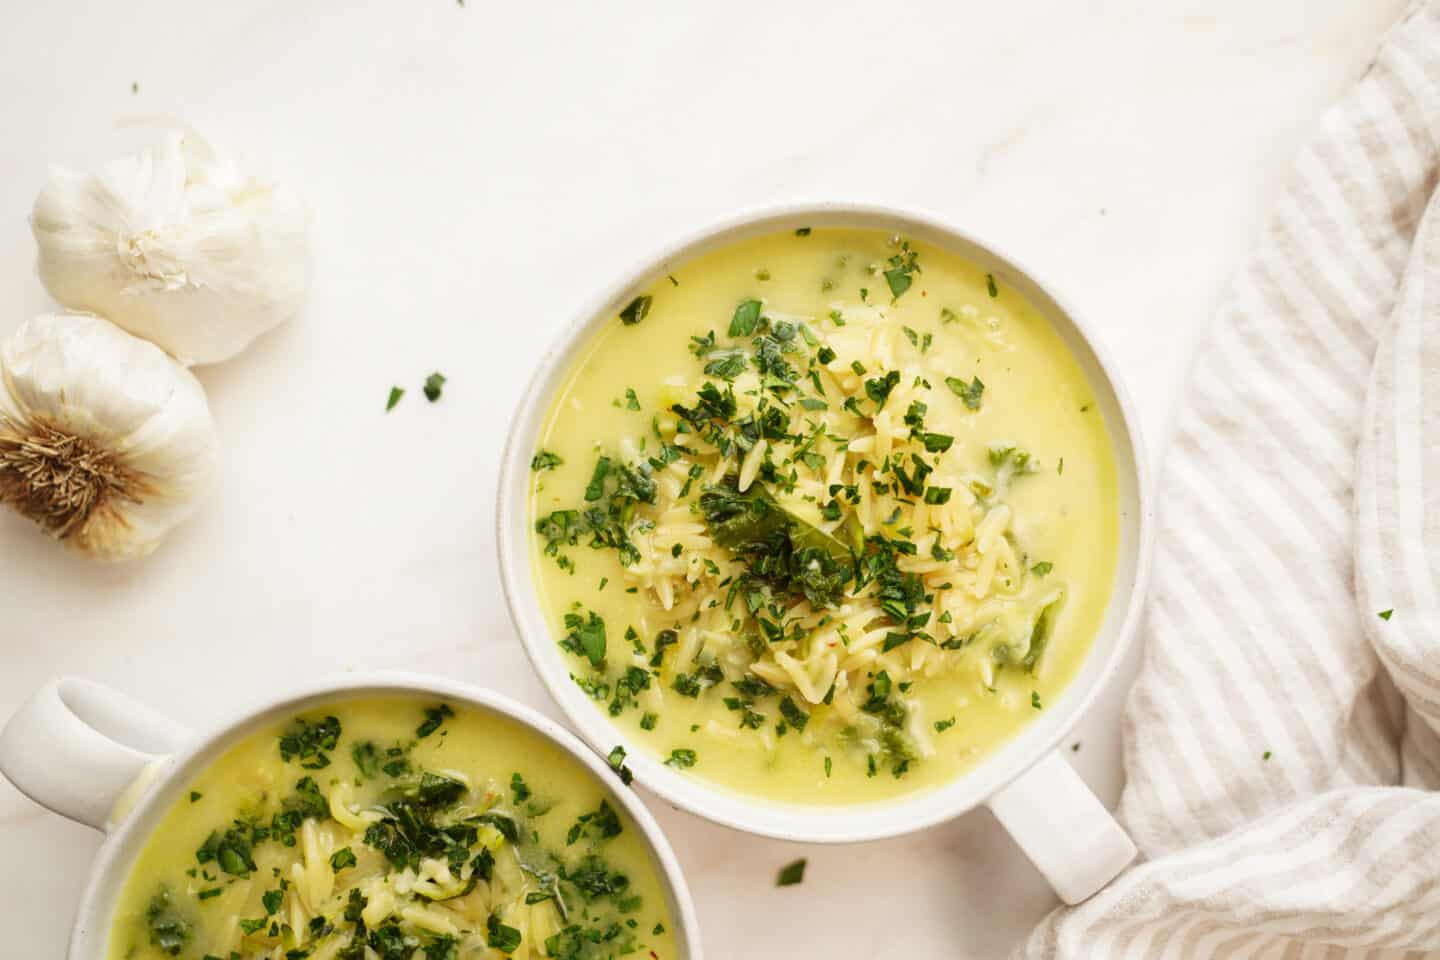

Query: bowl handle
986,749,1137,904
0,677,189,832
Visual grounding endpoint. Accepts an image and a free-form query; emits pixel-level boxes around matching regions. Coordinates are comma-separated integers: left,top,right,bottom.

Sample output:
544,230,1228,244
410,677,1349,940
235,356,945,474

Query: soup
528,226,1119,804
108,697,677,960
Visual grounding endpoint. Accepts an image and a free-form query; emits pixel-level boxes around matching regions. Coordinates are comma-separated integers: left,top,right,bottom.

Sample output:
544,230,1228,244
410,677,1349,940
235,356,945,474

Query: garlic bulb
31,126,310,366
0,313,219,560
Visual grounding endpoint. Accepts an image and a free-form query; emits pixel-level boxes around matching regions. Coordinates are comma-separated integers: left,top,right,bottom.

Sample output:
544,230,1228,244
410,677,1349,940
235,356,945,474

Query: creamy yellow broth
529,227,1118,805
108,697,677,960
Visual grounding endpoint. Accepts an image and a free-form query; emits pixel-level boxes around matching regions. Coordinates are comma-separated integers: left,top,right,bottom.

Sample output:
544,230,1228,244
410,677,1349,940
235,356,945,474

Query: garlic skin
0,313,220,560
31,127,310,366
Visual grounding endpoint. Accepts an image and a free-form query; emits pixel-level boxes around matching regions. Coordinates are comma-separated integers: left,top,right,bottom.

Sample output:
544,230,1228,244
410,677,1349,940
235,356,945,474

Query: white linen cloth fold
1017,3,1440,956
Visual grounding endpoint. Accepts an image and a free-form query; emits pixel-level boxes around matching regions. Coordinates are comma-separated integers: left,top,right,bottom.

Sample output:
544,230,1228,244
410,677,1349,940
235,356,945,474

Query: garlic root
0,313,220,560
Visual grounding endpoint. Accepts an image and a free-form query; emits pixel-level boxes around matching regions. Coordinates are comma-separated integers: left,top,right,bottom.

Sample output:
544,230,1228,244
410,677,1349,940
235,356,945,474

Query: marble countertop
0,1,1409,956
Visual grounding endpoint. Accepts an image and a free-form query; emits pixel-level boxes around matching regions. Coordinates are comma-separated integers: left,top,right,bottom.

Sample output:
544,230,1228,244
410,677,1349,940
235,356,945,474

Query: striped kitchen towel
1017,2,1440,957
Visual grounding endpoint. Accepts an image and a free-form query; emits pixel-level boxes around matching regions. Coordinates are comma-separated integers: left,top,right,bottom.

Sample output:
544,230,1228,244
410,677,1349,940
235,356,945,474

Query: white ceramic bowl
497,202,1154,904
0,673,704,960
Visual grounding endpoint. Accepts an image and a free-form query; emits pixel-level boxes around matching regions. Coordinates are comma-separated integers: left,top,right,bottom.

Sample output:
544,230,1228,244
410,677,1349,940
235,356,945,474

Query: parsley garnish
145,888,192,955
1031,691,1043,710
986,273,999,297
665,748,697,768
561,609,607,666
385,386,404,412
416,703,454,738
945,375,985,410
934,717,956,732
884,241,920,300
423,372,446,402
865,371,901,410
530,450,563,472
329,847,357,872
567,798,623,845
607,745,634,786
619,295,653,326
794,227,812,237
486,913,523,953
728,299,763,337
1030,561,1053,577
278,716,341,770
1378,609,1394,621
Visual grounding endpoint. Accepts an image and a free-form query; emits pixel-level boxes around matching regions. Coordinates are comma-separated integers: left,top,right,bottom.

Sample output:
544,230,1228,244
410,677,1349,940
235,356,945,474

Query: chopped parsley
561,609,607,666
945,375,985,410
145,887,191,955
530,450,563,472
664,749,697,768
606,745,634,786
329,847,357,872
986,273,999,297
728,299,763,338
486,913,523,953
278,716,341,770
884,241,920,300
423,372,446,402
619,295,653,326
776,858,807,886
385,386,404,412
415,703,454,739
1378,609,1394,621
864,371,901,410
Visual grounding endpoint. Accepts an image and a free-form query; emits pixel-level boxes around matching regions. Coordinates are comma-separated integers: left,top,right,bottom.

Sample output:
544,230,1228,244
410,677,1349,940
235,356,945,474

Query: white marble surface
0,1,1409,956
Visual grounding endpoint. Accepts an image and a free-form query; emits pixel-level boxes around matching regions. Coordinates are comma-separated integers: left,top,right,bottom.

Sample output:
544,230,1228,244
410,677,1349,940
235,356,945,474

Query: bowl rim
496,199,1154,843
65,671,705,960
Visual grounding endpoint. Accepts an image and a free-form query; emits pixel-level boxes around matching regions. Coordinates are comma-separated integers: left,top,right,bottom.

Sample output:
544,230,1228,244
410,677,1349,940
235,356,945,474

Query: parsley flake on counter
1378,609,1394,621
776,858,807,887
385,386,404,412
423,372,447,402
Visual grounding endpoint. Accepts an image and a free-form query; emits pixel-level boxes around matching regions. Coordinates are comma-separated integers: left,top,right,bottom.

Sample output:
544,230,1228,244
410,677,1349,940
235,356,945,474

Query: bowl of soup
0,674,702,960
497,203,1153,903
